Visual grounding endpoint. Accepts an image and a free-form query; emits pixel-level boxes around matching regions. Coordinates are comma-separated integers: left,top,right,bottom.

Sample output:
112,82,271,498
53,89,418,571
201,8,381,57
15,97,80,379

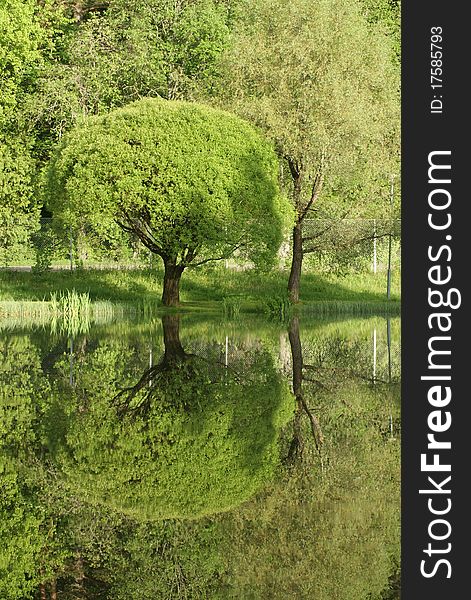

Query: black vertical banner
403,2,468,598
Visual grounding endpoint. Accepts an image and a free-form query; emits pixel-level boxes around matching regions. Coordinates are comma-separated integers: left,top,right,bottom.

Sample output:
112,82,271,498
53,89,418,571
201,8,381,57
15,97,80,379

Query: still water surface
0,315,400,599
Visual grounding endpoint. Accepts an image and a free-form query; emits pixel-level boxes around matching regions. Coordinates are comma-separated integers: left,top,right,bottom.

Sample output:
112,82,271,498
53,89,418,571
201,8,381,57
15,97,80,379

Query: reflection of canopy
56,317,294,520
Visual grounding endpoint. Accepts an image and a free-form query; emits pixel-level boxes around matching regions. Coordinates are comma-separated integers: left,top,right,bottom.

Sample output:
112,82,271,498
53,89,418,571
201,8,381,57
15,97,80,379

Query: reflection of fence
1,216,401,272
280,320,401,386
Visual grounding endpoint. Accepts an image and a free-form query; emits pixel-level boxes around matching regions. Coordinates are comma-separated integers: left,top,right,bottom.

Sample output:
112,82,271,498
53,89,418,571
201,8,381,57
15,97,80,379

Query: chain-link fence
0,216,401,273
0,218,155,271
297,217,401,273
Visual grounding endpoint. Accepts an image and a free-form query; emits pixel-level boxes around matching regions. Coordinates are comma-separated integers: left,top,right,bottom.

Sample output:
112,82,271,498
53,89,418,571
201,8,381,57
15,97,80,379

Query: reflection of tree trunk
162,261,184,306
162,315,186,363
288,316,303,396
287,316,323,460
114,315,189,412
287,408,304,463
287,317,304,462
288,222,303,303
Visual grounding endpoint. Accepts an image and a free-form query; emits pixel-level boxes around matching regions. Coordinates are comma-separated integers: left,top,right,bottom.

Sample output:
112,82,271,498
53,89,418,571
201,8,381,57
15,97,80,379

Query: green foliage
0,141,39,266
103,520,225,599
222,295,242,318
263,294,292,322
31,219,62,272
24,0,232,156
49,289,92,334
52,339,294,519
0,0,42,128
217,0,400,215
0,333,67,599
0,458,46,600
0,334,52,452
45,98,292,271
361,0,401,62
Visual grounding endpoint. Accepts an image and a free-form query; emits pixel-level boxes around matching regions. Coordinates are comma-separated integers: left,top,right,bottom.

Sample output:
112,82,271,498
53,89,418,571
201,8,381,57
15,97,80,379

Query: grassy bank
0,266,400,314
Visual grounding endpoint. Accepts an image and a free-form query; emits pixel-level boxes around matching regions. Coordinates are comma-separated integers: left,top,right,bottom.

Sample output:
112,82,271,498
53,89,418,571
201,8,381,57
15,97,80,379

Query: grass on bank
0,266,400,315
0,290,132,334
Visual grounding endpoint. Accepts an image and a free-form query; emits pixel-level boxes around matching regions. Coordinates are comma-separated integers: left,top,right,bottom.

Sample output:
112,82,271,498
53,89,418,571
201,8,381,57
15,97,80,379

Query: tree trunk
162,261,184,306
287,316,304,462
288,222,303,303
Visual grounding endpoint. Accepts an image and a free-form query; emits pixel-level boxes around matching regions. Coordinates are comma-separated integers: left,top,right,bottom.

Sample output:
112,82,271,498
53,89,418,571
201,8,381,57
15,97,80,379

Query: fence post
372,328,377,384
69,226,74,271
386,176,395,299
373,219,377,274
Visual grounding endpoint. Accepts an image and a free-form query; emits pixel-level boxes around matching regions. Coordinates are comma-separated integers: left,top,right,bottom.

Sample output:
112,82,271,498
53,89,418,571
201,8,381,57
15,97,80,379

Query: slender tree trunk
40,583,46,600
162,261,184,306
288,222,303,303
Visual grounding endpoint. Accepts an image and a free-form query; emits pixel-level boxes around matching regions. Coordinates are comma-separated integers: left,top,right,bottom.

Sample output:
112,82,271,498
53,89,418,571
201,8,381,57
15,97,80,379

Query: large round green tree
45,98,291,305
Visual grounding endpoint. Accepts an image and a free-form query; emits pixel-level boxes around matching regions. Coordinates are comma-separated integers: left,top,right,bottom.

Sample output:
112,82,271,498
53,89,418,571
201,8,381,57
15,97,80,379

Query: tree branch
189,240,244,267
301,210,350,243
115,210,165,257
299,169,324,223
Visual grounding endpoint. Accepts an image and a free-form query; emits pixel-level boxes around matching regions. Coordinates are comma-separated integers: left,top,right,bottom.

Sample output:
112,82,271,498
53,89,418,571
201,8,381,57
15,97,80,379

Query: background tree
1,1,236,267
24,0,233,160
0,142,40,266
216,0,400,301
45,98,292,305
0,0,45,264
361,0,401,62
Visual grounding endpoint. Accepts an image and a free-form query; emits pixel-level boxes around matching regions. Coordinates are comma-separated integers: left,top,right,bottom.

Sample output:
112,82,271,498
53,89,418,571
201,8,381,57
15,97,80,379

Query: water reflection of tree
113,315,226,415
286,316,401,465
222,318,401,600
0,319,400,599
54,314,293,521
287,315,324,462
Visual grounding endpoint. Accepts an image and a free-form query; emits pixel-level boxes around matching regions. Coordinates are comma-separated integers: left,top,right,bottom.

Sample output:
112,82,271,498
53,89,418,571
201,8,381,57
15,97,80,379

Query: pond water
0,314,400,600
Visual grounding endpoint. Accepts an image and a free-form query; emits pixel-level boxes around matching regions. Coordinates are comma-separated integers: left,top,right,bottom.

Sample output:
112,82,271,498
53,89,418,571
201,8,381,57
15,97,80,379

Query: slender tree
217,0,399,301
